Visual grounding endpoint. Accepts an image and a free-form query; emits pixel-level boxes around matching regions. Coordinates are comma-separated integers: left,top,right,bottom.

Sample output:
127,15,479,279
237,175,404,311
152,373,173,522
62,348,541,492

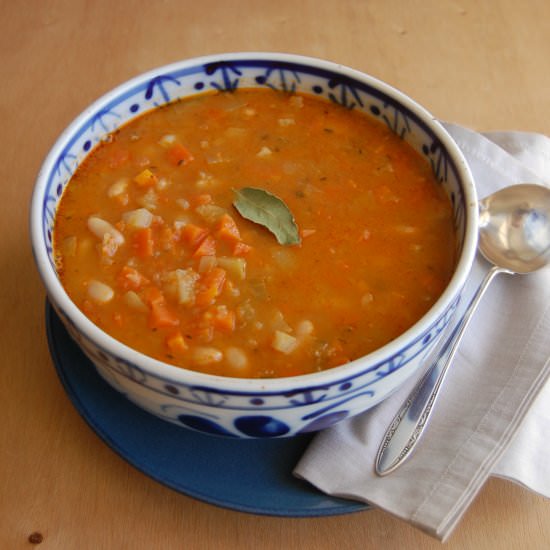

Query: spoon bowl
479,183,550,273
375,183,550,476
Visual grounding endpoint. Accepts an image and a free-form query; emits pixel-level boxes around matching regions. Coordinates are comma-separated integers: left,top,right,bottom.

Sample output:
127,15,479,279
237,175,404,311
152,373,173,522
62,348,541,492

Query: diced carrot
167,143,194,166
300,228,316,238
134,168,158,187
232,241,252,256
210,305,236,333
193,235,217,258
191,323,214,343
195,267,226,307
192,194,213,207
132,227,154,258
165,330,188,356
117,265,150,290
179,224,209,248
144,287,180,329
215,213,241,242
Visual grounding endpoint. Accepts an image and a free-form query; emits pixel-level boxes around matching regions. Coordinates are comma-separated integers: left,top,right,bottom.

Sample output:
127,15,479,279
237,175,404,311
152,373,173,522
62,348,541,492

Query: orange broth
54,88,456,378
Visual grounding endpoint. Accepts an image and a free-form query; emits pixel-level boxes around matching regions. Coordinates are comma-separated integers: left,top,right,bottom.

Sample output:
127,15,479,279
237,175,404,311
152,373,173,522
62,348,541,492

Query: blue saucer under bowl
45,301,369,517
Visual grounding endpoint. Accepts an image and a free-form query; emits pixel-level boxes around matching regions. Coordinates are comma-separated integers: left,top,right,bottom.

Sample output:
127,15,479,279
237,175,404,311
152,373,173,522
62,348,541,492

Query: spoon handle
375,265,505,476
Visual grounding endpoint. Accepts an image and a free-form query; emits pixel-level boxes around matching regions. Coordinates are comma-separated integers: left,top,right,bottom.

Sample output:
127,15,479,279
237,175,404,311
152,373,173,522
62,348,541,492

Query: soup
54,88,456,378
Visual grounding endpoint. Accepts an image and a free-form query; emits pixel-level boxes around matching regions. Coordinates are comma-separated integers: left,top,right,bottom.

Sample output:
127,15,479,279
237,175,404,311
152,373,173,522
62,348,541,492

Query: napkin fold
294,123,550,541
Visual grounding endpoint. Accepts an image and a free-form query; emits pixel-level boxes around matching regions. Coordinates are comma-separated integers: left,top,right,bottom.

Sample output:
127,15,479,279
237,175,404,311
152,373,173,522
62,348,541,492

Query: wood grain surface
2,1,549,548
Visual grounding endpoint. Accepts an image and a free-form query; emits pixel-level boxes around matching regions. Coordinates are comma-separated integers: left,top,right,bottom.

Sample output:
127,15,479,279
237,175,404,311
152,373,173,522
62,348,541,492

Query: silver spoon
375,183,550,476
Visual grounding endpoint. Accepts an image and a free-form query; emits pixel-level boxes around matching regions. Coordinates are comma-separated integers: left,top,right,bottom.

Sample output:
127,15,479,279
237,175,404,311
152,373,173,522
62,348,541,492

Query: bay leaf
232,187,301,246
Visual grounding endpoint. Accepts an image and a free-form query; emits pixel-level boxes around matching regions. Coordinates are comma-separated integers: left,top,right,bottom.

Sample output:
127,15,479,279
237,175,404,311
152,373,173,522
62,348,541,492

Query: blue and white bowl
30,53,478,438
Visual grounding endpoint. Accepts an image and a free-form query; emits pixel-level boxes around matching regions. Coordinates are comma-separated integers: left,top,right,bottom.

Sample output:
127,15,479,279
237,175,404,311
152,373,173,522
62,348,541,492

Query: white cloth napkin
294,123,550,541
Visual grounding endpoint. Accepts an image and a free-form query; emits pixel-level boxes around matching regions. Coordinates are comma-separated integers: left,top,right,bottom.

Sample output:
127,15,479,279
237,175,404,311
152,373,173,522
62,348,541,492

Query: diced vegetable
132,227,154,257
225,347,248,371
122,208,153,228
195,204,226,224
162,268,199,306
236,301,255,323
232,241,252,256
198,255,217,273
193,235,216,258
134,168,157,187
137,188,158,210
180,224,209,247
167,143,194,166
176,198,190,210
215,214,241,242
217,256,246,280
195,171,217,188
123,290,148,312
99,234,119,261
195,267,226,307
206,305,236,333
144,287,180,328
271,330,298,354
117,266,150,290
193,194,213,206
270,309,291,332
256,146,272,158
158,134,177,148
165,331,188,356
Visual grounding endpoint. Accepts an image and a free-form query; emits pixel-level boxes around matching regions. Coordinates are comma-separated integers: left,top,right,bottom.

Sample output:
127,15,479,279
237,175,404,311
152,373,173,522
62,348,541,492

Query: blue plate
46,302,369,517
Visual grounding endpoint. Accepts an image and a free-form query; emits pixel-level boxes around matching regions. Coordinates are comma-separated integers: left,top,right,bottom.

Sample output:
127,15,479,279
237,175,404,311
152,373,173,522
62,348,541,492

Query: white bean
87,280,114,303
192,347,223,365
107,178,128,198
87,216,124,245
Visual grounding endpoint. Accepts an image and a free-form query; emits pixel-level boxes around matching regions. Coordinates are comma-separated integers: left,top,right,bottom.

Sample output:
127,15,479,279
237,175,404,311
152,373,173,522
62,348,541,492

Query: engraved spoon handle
375,265,506,476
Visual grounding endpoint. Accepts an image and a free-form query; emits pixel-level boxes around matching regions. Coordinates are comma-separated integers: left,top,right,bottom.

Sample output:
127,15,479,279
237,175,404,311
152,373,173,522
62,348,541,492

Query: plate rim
45,301,370,518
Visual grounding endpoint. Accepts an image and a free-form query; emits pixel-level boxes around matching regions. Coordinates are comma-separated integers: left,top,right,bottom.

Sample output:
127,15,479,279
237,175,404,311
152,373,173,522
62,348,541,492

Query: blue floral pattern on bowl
33,53,477,438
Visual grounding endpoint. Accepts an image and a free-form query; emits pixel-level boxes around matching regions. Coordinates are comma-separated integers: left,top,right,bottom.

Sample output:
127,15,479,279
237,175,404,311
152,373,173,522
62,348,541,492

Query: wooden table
2,1,549,548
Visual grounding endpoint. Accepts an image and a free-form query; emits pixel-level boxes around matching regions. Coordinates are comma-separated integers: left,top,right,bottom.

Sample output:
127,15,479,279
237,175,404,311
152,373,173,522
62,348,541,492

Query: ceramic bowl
30,53,478,438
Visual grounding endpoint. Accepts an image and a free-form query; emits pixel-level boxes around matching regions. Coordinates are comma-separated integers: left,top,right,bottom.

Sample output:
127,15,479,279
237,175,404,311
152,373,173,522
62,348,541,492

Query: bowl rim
30,51,479,392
